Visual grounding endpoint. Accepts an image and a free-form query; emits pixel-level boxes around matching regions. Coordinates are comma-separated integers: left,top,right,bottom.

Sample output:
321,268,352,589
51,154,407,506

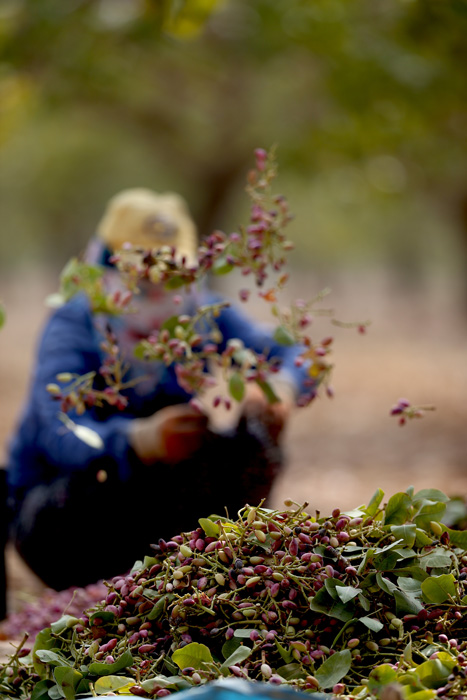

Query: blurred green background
2,1,467,566
1,0,466,301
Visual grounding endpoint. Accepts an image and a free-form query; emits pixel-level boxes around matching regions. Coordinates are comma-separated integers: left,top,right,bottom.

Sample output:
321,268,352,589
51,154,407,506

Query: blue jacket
7,292,311,501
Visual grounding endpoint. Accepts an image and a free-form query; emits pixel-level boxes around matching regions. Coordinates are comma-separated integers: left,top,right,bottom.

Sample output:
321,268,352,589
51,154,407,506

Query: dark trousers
11,418,283,592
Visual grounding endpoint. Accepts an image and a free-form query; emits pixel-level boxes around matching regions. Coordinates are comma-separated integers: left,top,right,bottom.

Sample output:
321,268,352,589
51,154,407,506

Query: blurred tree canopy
0,0,466,289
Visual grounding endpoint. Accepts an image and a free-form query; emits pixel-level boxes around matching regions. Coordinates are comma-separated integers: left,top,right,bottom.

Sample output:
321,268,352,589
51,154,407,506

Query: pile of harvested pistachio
2,487,467,699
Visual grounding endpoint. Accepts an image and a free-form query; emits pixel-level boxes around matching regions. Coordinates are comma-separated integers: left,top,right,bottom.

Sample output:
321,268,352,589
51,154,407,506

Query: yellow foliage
163,0,222,39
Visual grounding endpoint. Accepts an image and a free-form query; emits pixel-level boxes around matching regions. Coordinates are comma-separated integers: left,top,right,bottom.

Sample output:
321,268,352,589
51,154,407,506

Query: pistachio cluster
390,398,436,426
47,148,346,421
46,327,134,415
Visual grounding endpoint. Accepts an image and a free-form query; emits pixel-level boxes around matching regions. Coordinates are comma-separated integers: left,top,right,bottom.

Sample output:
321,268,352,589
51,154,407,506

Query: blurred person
6,189,314,591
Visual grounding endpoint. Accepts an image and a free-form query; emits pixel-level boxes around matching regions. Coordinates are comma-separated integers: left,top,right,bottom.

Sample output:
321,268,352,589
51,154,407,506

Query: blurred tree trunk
195,157,251,238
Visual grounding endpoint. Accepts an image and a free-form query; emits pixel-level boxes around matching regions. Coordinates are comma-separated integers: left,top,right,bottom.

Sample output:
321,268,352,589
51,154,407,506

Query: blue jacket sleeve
8,297,136,494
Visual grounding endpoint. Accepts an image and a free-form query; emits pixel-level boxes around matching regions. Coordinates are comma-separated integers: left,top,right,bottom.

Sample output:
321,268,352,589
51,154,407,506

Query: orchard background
1,1,467,612
2,267,467,612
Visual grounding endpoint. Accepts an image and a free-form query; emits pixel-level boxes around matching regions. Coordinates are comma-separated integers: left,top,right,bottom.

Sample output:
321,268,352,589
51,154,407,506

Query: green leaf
415,528,434,547
403,691,436,700
384,492,413,525
161,315,181,333
373,549,402,572
164,275,186,289
148,594,170,620
172,642,213,670
309,588,354,622
35,650,73,668
94,676,135,695
315,649,352,689
220,646,252,675
375,539,404,555
274,638,293,664
420,549,453,570
145,553,159,565
442,526,467,548
359,571,377,590
89,610,116,626
365,488,384,517
60,258,101,291
75,679,91,695
276,663,307,680
229,371,245,401
369,539,405,570
397,577,423,595
343,507,366,519
368,664,398,694
222,638,242,659
359,616,384,632
198,517,220,537
233,629,255,639
205,513,238,526
420,644,442,660
164,657,178,675
255,379,279,404
413,489,450,504
394,547,417,559
57,259,111,312
394,589,424,615
133,342,149,360
416,652,456,687
357,547,375,576
323,578,341,600
442,498,467,528
335,585,362,604
31,680,54,700
141,676,191,692
50,615,81,635
232,347,256,367
48,687,64,700
357,593,371,612
376,573,399,596
414,501,446,529
0,302,5,329
32,628,60,678
395,565,429,581
391,524,417,547
88,650,134,676
403,639,413,665
212,256,234,275
273,325,295,345
141,676,191,693
421,574,457,604
53,667,83,700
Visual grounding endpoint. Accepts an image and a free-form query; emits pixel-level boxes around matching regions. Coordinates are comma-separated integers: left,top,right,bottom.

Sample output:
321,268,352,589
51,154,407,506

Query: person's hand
129,404,209,465
241,381,294,442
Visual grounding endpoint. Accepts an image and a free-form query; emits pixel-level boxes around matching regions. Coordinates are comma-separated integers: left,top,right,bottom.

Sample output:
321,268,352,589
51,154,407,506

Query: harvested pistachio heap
2,487,467,699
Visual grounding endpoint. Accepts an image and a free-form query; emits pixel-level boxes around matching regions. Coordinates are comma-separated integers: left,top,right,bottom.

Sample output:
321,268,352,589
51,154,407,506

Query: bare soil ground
2,267,467,618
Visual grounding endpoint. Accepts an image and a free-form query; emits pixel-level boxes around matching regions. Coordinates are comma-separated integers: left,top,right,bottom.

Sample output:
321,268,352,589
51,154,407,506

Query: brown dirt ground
2,267,467,618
